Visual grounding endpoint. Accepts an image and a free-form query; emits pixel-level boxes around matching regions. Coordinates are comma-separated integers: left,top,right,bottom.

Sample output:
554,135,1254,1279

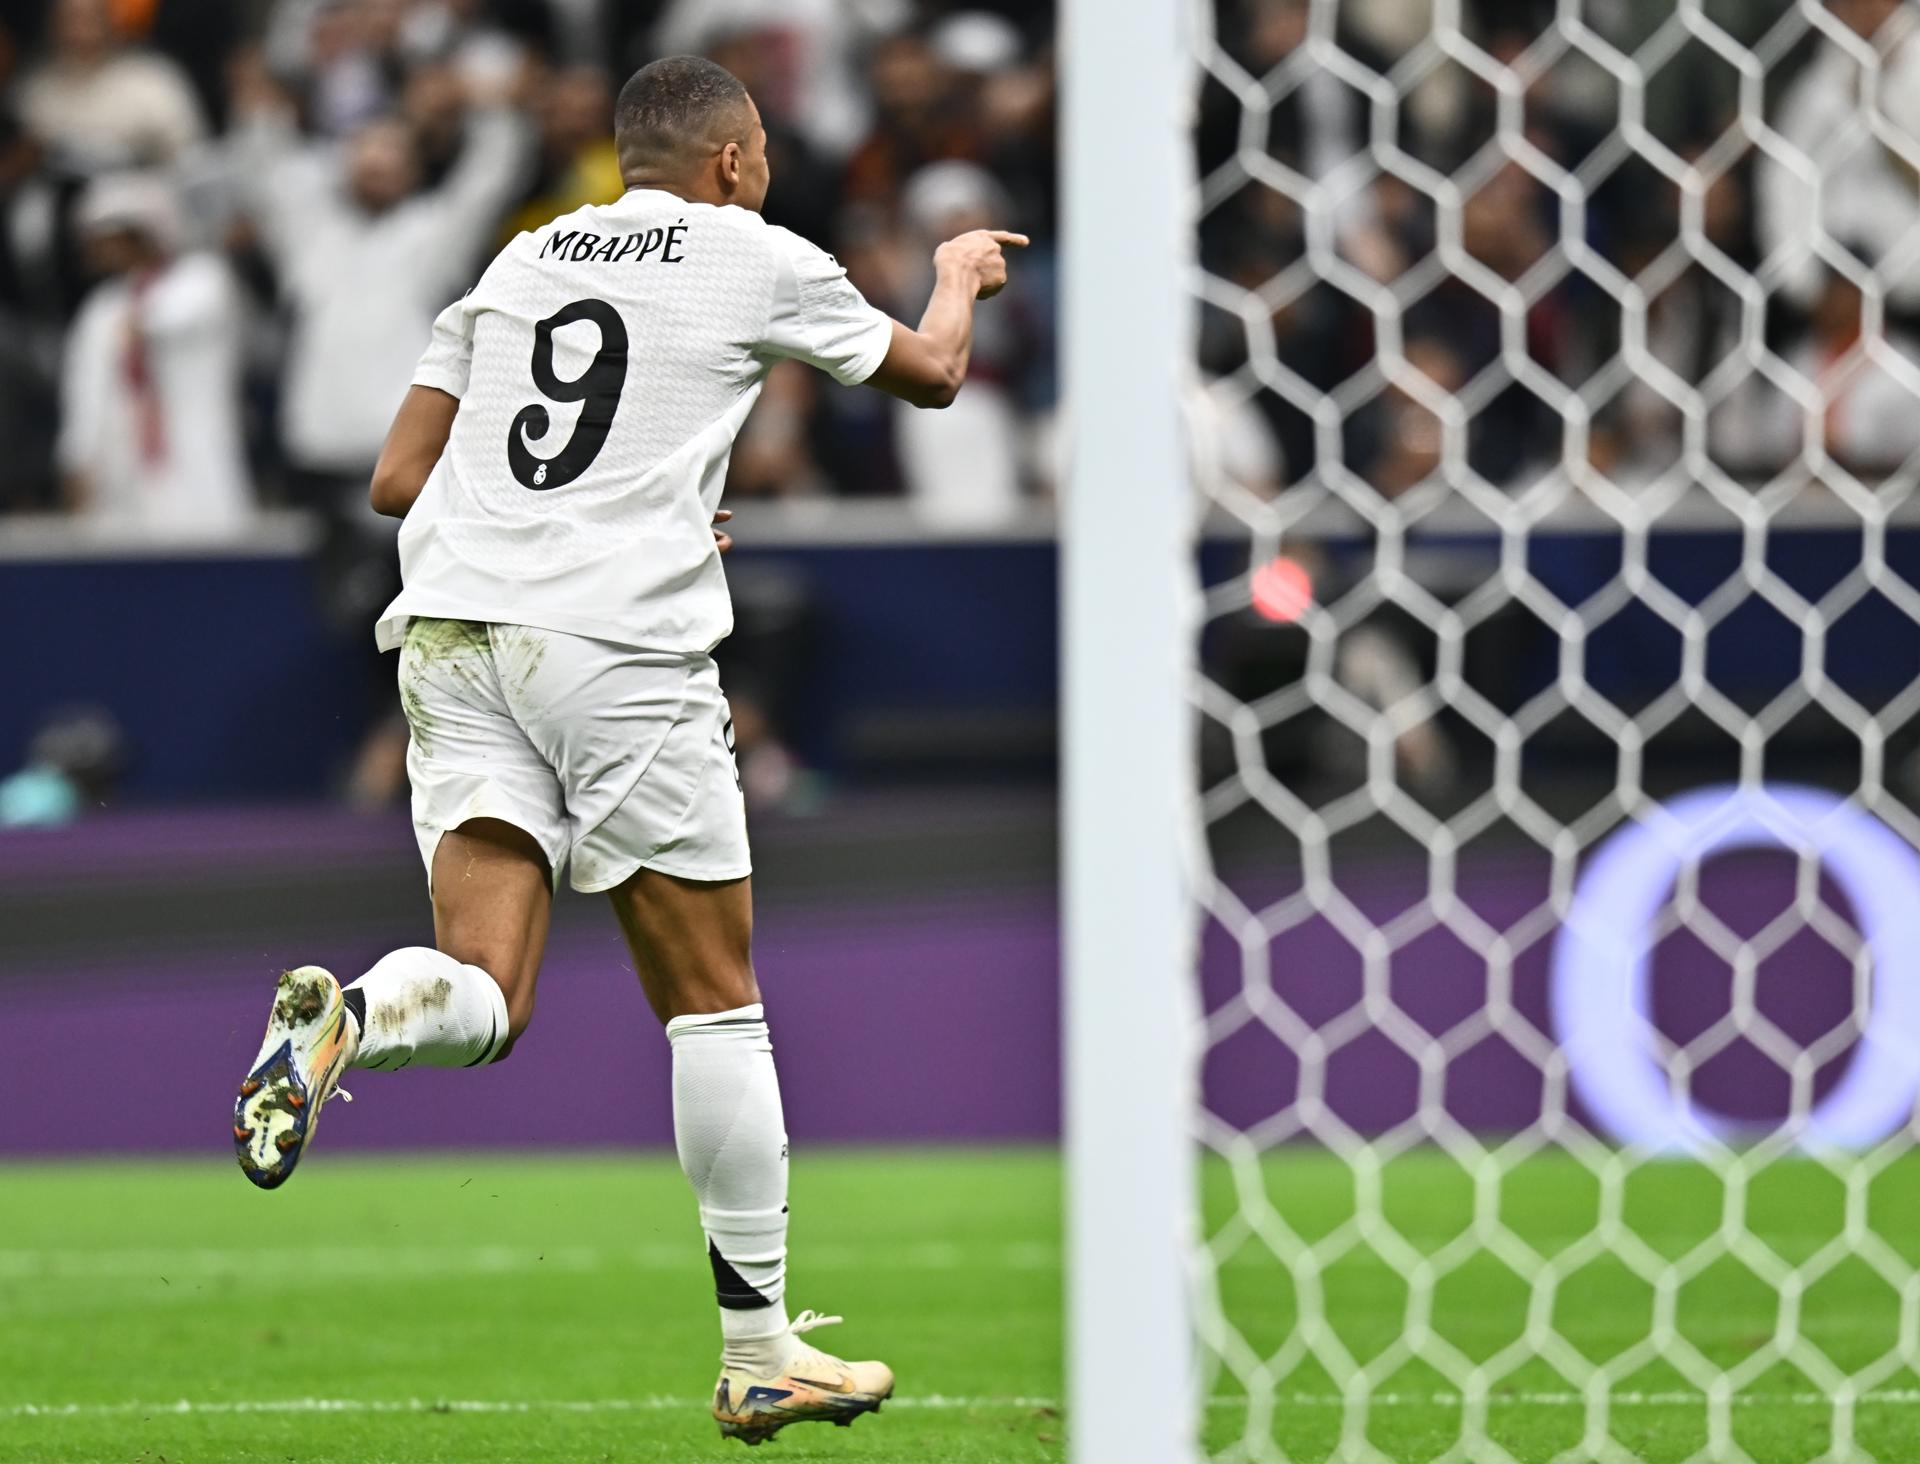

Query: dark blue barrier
1529,528,1920,709
8,520,1915,799
2,537,1060,797
6,556,373,797
725,541,1057,771
1239,524,1920,714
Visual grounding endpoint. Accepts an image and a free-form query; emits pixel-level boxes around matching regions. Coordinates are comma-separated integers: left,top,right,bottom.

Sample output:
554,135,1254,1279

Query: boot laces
790,1310,843,1337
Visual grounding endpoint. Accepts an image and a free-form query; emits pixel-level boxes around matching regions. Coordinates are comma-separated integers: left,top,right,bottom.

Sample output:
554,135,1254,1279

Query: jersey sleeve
412,292,477,399
761,227,895,387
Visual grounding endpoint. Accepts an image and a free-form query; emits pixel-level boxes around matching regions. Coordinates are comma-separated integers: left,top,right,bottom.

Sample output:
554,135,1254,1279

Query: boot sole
233,970,341,1190
716,1389,889,1445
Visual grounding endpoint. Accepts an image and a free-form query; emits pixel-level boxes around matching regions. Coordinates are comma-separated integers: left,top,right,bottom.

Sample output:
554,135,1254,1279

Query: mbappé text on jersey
539,222,691,266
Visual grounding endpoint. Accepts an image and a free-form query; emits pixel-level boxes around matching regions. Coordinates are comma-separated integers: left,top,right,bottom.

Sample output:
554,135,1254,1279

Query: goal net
1183,0,1920,1459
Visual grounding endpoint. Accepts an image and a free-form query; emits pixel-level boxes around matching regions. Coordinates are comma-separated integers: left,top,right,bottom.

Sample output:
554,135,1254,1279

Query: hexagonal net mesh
1188,1,1920,1459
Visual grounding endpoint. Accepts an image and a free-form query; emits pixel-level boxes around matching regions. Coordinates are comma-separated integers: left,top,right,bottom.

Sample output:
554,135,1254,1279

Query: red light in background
1250,555,1314,624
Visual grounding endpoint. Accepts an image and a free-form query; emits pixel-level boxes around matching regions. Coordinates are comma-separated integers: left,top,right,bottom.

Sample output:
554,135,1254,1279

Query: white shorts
396,618,750,893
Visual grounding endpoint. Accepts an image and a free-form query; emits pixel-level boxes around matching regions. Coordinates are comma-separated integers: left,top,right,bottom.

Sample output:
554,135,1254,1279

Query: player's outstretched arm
370,385,459,518
867,229,1028,410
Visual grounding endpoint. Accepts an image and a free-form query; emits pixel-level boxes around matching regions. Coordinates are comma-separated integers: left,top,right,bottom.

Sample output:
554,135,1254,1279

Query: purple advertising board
0,790,1901,1155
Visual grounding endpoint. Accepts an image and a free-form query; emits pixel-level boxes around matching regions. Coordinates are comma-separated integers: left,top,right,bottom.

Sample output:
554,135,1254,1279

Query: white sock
343,947,510,1071
667,1002,794,1373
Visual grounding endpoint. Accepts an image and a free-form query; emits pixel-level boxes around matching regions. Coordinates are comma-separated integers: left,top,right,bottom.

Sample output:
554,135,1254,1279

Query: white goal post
1062,0,1199,1460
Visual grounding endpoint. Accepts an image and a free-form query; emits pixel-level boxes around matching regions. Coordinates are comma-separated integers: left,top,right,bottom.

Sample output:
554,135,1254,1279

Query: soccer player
230,55,1025,1446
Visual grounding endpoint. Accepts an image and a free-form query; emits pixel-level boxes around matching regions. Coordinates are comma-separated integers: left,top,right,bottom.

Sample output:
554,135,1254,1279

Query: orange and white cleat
711,1311,894,1446
233,966,356,1190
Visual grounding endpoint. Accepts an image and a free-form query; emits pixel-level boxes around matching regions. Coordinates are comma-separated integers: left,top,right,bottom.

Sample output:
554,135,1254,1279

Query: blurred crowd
0,0,1058,536
1197,0,1920,508
7,0,1918,814
12,0,1918,551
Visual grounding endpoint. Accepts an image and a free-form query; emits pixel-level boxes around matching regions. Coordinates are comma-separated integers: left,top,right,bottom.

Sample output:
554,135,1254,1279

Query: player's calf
666,1003,793,1360
344,947,512,1071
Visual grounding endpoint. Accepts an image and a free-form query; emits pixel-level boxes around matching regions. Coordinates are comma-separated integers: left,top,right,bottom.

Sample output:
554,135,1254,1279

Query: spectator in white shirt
1758,0,1920,310
893,160,1026,528
18,0,205,170
1760,266,1920,474
58,172,253,536
229,69,531,503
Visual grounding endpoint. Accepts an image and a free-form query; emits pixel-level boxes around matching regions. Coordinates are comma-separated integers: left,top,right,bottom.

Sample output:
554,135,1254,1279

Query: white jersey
375,188,894,653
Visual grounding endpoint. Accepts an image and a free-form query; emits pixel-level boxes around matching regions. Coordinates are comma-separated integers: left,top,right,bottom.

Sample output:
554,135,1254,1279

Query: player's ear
718,141,742,192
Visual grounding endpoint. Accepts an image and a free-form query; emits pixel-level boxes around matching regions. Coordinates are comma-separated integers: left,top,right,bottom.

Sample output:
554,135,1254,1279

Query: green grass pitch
3,1148,1915,1461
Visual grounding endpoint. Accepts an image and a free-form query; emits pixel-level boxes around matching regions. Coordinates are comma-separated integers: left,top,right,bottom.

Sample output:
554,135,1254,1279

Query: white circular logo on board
1550,784,1920,1154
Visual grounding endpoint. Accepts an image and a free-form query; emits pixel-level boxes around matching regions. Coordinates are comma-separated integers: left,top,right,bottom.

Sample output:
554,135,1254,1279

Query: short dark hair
614,56,751,172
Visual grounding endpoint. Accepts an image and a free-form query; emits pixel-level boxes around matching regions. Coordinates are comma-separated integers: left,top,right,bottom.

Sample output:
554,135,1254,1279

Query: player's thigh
504,635,749,897
431,818,553,1041
401,624,572,893
608,868,758,1025
398,620,565,1039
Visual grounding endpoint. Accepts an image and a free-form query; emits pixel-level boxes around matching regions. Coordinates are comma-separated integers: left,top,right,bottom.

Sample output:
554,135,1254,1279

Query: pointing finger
987,230,1031,248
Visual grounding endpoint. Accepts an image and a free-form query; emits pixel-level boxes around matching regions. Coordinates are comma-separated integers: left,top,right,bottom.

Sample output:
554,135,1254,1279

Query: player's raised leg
610,868,893,1445
366,816,553,1068
234,817,551,1188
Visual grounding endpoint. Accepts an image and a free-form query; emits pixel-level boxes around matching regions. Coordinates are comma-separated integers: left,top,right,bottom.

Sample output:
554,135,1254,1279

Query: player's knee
442,956,535,1058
